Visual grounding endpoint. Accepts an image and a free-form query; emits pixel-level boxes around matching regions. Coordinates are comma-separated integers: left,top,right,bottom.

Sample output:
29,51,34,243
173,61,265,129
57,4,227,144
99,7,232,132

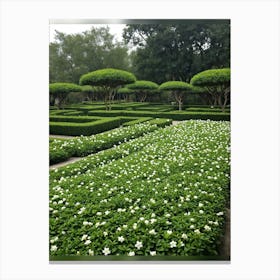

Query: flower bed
49,119,172,164
49,120,230,259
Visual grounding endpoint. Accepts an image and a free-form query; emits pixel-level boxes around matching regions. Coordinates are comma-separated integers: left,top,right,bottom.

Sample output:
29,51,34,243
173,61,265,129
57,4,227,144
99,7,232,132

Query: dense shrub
87,110,230,121
49,118,123,136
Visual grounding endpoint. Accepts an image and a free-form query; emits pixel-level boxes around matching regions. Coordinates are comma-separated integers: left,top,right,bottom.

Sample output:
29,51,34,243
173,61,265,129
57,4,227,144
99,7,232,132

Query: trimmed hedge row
186,107,230,113
49,117,124,136
122,117,153,126
86,110,230,121
49,115,101,123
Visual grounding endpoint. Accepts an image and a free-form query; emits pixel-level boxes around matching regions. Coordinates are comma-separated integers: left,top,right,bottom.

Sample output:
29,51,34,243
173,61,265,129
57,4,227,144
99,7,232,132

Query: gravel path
49,134,76,139
49,157,82,170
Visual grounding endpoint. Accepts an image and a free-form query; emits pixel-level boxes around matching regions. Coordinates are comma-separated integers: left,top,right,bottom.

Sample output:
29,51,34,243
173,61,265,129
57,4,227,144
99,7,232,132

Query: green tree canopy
49,27,131,84
126,80,158,102
190,68,230,111
79,68,136,110
123,20,230,84
159,81,193,110
49,83,81,108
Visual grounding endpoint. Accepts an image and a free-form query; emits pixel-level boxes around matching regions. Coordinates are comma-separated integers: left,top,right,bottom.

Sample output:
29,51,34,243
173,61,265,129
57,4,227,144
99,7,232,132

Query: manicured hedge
122,117,153,126
186,107,230,113
49,117,124,136
87,110,230,121
49,116,100,123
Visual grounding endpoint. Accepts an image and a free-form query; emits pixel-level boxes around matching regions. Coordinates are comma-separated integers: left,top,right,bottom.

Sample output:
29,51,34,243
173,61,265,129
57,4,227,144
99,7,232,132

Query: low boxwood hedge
87,110,230,121
49,116,101,123
49,117,124,136
122,117,153,126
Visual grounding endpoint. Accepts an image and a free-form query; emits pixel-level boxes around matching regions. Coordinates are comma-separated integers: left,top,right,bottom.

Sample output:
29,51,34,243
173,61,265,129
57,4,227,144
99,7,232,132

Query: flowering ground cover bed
49,120,230,260
49,119,172,165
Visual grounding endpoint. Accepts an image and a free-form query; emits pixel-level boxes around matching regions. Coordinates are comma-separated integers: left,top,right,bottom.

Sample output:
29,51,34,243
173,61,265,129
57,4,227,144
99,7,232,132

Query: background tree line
49,20,230,104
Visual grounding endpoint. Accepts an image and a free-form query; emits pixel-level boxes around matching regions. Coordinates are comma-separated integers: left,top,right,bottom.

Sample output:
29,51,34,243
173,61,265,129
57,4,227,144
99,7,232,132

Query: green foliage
49,118,123,136
79,68,136,88
122,117,153,126
49,27,131,84
123,21,230,84
81,85,94,93
87,109,230,121
49,83,81,94
126,80,158,90
49,116,100,123
49,120,230,257
49,121,169,164
190,68,230,87
159,81,193,91
117,87,134,94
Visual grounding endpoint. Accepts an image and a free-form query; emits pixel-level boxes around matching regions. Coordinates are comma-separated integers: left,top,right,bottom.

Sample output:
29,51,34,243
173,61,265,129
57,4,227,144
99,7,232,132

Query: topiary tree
190,68,230,112
159,81,193,111
117,87,134,102
79,68,136,110
126,80,158,102
49,83,81,109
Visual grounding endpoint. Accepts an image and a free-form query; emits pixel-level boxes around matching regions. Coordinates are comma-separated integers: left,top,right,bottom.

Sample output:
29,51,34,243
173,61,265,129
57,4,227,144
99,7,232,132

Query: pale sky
49,24,127,43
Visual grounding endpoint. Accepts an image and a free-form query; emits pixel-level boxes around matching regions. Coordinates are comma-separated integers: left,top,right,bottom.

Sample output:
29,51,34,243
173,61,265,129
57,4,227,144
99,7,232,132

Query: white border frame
1,0,279,279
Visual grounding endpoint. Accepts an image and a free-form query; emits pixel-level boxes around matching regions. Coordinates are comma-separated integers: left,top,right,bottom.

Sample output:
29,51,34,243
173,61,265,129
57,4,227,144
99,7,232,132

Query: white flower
216,211,224,216
150,198,155,203
144,220,149,225
81,234,88,241
128,251,135,256
135,241,143,250
83,221,89,226
150,218,157,224
123,224,128,229
199,210,204,214
165,213,171,218
84,240,91,245
190,225,195,229
118,236,125,243
181,233,188,239
103,231,108,236
150,251,156,256
88,249,94,256
199,203,204,207
149,229,156,235
105,210,110,215
169,241,177,248
96,212,102,216
180,242,185,247
50,245,58,252
204,225,211,231
166,230,172,235
133,223,137,229
194,229,201,234
102,247,111,256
